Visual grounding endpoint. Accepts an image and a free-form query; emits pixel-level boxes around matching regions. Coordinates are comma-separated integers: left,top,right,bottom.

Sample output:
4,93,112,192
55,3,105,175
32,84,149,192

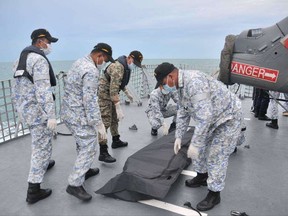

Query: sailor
12,28,58,204
97,50,143,163
266,91,288,129
154,62,243,211
61,43,112,201
252,88,271,120
145,86,178,136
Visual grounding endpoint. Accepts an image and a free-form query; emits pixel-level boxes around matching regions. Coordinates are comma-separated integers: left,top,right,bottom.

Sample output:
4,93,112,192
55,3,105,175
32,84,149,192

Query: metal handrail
0,64,253,144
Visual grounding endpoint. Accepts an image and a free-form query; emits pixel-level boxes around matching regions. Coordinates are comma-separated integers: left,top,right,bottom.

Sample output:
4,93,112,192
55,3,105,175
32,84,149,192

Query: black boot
66,185,92,201
47,159,55,170
258,115,271,121
98,144,116,163
168,122,176,133
85,168,100,180
26,183,52,204
196,190,221,211
111,135,128,149
185,172,208,188
266,119,279,129
151,128,158,136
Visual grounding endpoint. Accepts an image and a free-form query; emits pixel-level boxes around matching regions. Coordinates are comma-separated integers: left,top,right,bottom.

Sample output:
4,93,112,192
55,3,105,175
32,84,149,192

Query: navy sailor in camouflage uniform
145,87,179,136
61,43,113,201
12,29,58,204
154,62,243,211
97,51,143,163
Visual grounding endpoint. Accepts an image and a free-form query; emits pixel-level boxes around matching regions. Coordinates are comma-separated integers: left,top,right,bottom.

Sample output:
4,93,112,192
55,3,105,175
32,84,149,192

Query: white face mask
96,58,106,70
41,41,52,55
163,76,177,93
128,62,136,70
161,88,169,95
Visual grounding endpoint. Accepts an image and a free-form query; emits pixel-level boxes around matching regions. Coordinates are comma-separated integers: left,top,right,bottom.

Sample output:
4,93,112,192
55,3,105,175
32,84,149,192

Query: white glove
187,145,199,159
174,138,181,154
47,119,57,131
162,122,169,135
124,89,133,103
115,102,124,120
96,122,107,140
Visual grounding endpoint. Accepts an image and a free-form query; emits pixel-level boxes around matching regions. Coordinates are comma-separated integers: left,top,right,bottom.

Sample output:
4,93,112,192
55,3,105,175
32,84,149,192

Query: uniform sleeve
107,63,124,103
190,98,213,148
171,91,179,104
33,57,55,120
82,69,102,126
175,105,190,139
189,79,213,148
146,92,164,129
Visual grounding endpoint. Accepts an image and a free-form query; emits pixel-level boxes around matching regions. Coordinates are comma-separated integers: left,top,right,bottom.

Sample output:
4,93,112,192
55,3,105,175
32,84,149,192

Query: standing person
283,93,288,116
154,62,243,211
97,50,143,163
61,43,112,201
12,28,58,204
253,88,271,120
266,91,288,129
145,87,178,136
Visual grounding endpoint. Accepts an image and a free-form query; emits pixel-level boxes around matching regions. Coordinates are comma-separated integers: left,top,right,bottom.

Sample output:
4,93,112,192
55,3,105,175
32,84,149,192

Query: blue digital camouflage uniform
176,70,243,192
145,87,179,130
12,52,55,183
61,55,102,186
268,91,288,119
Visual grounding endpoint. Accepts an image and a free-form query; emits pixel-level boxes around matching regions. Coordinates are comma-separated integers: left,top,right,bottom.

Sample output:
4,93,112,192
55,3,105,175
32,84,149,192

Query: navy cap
154,62,176,88
93,43,115,63
31,28,58,43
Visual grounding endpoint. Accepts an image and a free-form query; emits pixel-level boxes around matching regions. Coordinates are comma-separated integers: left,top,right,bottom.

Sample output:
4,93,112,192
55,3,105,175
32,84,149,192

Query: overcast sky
0,0,287,62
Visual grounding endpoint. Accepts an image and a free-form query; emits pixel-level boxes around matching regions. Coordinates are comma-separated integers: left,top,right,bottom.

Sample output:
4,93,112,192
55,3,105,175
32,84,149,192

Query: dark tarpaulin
95,128,194,202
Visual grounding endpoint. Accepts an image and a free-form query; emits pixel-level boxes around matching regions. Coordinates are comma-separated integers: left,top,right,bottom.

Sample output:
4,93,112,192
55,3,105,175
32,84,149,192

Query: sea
0,58,220,142
0,59,220,81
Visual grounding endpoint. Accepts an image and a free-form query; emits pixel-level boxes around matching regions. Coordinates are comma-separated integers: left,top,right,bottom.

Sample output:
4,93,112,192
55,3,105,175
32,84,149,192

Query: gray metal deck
0,98,288,216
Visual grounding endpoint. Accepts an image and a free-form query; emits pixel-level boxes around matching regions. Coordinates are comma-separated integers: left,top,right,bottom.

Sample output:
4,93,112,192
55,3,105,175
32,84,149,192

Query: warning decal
231,61,279,83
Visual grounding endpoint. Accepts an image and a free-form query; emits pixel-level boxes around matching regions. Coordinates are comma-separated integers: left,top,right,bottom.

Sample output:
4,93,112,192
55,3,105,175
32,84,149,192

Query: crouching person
145,86,178,136
61,43,114,201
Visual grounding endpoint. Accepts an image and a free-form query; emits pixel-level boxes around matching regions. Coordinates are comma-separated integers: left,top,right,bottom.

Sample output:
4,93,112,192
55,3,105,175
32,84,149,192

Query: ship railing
0,64,253,144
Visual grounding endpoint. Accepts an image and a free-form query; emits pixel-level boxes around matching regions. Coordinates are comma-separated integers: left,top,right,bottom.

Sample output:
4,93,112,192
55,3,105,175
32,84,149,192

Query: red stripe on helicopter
231,61,279,83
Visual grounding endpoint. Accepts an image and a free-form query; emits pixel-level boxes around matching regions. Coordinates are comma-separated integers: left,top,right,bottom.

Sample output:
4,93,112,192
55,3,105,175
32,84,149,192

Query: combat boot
168,122,176,133
151,128,158,136
111,135,128,149
185,172,208,188
99,144,116,163
47,159,55,170
266,119,279,129
85,168,100,180
26,183,52,204
258,115,271,121
196,190,221,211
66,185,92,201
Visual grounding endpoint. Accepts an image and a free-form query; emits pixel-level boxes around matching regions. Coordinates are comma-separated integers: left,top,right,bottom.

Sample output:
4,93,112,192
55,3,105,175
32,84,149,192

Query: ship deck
0,98,288,216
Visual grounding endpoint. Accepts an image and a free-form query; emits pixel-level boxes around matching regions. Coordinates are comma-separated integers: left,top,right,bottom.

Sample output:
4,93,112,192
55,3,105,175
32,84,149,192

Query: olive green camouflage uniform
98,61,125,145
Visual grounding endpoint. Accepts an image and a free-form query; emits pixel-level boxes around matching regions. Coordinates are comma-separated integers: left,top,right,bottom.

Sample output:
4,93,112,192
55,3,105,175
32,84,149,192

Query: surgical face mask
163,76,177,93
40,41,52,55
161,88,169,95
96,61,106,70
128,62,136,70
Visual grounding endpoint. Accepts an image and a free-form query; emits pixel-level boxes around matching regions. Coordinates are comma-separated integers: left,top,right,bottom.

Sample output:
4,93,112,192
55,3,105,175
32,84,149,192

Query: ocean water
0,58,220,142
0,59,220,82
